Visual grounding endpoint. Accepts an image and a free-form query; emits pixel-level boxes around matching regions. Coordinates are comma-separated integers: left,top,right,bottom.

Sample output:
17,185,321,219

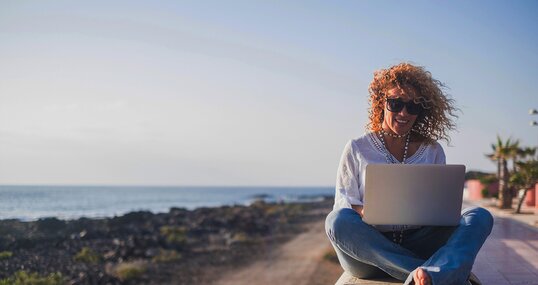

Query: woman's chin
393,127,411,135
383,124,411,135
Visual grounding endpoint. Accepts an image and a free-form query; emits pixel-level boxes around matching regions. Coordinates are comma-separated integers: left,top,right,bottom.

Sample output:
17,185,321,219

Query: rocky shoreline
0,197,333,284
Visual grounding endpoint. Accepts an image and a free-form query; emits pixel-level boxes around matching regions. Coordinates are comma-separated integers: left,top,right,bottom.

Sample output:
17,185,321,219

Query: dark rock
36,217,66,234
0,198,333,284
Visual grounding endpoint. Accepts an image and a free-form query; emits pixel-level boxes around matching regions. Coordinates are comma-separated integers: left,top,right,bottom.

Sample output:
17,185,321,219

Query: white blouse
333,132,446,231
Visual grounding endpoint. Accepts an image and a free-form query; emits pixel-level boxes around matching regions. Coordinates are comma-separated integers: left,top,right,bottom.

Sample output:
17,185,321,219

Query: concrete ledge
335,272,401,285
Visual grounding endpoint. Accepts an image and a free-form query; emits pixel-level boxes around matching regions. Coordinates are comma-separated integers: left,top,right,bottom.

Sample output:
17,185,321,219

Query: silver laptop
363,164,466,226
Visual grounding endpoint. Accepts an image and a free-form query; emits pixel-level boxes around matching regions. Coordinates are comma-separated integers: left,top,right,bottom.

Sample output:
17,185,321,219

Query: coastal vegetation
151,249,182,263
110,260,147,281
485,136,518,208
0,198,332,284
0,271,64,285
485,136,538,212
510,153,538,213
159,226,187,247
0,251,12,260
74,247,101,264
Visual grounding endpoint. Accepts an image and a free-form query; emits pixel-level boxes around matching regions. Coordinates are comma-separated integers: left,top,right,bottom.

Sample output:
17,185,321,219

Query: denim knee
462,207,494,233
325,208,361,242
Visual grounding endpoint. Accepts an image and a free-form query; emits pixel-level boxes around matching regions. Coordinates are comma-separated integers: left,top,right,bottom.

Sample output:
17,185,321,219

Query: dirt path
214,220,335,285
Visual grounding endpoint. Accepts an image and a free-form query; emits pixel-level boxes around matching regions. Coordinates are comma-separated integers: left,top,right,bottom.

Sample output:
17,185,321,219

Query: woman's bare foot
413,268,431,285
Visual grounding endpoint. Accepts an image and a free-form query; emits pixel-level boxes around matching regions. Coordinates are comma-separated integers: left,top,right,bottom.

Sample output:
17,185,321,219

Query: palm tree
510,147,537,213
514,147,536,168
485,136,519,209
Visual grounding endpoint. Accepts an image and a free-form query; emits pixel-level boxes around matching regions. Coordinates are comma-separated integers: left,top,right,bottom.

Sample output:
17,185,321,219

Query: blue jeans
325,207,493,285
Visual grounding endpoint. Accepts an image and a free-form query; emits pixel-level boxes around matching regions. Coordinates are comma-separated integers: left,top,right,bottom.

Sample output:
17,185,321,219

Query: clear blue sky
1,1,537,186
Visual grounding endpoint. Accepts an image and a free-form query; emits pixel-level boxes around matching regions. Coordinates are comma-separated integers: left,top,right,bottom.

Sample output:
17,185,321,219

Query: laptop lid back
363,164,466,226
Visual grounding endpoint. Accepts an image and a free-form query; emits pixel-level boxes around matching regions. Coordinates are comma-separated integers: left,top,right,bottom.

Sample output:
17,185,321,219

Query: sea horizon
0,185,335,221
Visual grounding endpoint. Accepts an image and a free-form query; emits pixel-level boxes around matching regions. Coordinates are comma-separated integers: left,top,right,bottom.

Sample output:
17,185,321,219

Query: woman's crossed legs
325,207,493,285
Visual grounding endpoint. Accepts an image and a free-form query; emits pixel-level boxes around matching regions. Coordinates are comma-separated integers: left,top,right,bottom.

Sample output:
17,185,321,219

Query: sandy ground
214,220,343,285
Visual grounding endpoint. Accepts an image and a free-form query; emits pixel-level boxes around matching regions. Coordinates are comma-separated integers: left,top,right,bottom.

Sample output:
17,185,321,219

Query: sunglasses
386,98,423,115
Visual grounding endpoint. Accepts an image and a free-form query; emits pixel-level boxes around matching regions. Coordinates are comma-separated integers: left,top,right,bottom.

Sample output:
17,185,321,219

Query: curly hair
367,63,458,144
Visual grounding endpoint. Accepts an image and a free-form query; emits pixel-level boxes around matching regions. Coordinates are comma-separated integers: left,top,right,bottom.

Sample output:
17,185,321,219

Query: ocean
0,185,334,221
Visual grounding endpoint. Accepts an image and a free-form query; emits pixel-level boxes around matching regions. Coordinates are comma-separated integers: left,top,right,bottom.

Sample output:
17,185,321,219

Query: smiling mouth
395,119,409,124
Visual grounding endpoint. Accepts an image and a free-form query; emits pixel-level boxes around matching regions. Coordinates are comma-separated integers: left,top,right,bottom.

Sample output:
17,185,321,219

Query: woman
325,63,493,285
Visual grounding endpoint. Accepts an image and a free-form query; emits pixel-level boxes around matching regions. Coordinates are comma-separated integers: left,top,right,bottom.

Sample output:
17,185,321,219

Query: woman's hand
351,205,364,218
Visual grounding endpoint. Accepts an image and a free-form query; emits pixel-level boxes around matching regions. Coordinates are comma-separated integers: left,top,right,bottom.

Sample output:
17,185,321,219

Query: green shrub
479,174,497,185
287,204,305,217
113,261,146,281
465,171,493,181
265,205,283,216
152,249,182,263
481,188,490,198
232,232,249,242
0,251,12,260
74,247,101,264
159,226,187,245
0,270,65,285
322,248,339,263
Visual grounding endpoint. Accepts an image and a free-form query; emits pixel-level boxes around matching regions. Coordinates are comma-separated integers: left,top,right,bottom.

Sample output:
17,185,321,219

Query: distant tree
464,171,493,181
510,147,538,214
485,136,519,209
513,146,534,172
478,174,498,198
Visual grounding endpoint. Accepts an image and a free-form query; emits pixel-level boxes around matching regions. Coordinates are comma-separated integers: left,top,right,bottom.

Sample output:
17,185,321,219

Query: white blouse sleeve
334,140,363,209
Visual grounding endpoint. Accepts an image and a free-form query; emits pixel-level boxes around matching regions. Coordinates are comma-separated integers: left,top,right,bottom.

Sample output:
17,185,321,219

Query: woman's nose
398,106,410,116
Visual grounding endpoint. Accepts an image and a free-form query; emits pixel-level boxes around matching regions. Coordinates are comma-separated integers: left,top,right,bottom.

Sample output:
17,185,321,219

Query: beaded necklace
377,130,410,244
380,129,408,139
378,130,410,164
